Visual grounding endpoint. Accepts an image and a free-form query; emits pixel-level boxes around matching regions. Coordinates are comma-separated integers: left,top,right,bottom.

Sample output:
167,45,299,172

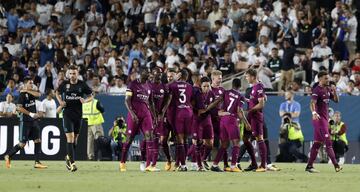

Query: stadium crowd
0,0,359,97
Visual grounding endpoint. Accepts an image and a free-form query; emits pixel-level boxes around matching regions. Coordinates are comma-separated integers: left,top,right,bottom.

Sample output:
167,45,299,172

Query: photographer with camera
108,116,127,161
329,111,348,164
277,113,308,162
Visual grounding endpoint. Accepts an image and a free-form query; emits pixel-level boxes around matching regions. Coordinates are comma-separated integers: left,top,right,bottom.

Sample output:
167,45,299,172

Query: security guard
329,111,348,164
82,97,105,160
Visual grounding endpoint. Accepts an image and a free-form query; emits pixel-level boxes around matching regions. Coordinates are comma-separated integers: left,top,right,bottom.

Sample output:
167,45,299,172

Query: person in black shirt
4,77,47,169
56,65,93,172
279,40,296,91
218,52,234,76
267,48,282,73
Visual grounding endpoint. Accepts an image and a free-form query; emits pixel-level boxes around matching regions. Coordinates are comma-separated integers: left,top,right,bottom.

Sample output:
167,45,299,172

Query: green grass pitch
0,161,359,192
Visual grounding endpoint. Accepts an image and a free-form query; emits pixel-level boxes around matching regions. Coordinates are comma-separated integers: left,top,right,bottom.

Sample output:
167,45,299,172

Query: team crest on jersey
219,90,222,94
148,90,151,94
66,84,70,89
160,89,164,94
25,93,29,99
252,90,255,94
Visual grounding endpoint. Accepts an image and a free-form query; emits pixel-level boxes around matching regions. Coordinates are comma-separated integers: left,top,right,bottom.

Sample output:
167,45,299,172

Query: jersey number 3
179,89,187,104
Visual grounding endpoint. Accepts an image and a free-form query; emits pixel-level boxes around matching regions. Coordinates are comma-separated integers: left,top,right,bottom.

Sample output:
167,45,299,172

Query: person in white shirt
35,99,45,118
207,2,222,30
108,76,127,95
259,35,276,57
220,7,234,29
91,74,107,94
165,49,180,68
5,35,21,56
214,20,232,45
41,89,57,118
345,10,358,57
311,37,332,74
0,94,17,118
142,0,159,30
86,3,104,32
331,1,343,22
36,0,53,26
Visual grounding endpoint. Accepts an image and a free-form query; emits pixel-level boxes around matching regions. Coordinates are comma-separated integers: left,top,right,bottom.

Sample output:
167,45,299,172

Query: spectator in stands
218,51,234,76
0,93,16,117
312,37,332,76
38,62,57,94
4,33,21,56
279,39,296,91
2,79,19,97
267,47,282,75
108,75,127,95
41,89,57,118
279,90,301,125
239,11,258,45
91,74,107,94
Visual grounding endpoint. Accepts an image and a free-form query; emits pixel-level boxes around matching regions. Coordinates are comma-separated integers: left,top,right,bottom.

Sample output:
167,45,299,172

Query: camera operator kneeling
277,113,308,162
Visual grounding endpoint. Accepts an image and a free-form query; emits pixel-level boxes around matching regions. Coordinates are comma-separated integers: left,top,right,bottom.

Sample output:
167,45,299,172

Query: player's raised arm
21,88,41,98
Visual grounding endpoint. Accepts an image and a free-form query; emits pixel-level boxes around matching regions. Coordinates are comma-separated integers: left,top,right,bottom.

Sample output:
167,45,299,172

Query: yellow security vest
330,122,348,145
82,99,104,126
288,123,304,142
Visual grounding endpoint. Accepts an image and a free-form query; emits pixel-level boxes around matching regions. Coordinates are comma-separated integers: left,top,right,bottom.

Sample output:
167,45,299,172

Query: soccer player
189,76,214,171
208,70,229,170
120,68,157,172
202,78,250,172
4,77,47,169
306,71,342,173
148,67,170,171
244,69,268,172
56,65,93,172
237,86,280,171
165,69,193,171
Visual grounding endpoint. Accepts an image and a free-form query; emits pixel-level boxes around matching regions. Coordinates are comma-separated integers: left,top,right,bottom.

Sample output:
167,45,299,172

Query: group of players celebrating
4,65,343,173
119,67,276,172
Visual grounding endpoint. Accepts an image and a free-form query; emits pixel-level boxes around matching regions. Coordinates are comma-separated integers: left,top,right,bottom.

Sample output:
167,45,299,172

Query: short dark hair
200,76,211,84
245,69,257,77
68,65,78,70
232,78,241,89
180,69,189,80
318,71,328,78
45,88,53,96
23,76,32,83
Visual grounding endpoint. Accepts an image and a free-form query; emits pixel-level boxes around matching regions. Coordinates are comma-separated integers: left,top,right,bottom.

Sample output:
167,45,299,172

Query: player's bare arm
310,100,320,120
80,92,94,104
55,90,66,107
125,91,138,124
159,93,170,119
238,107,251,131
149,93,158,126
202,96,223,114
162,93,172,116
248,97,265,113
